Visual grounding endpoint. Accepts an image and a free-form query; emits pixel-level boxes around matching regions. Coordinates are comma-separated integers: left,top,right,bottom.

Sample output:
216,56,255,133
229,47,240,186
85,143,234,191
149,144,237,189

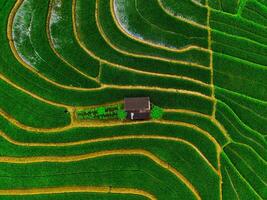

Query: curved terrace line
100,62,212,88
51,0,213,90
0,69,214,110
0,107,221,160
0,106,221,152
239,5,267,24
0,186,156,200
0,65,222,157
0,130,218,174
110,0,209,53
0,107,214,132
0,149,201,199
211,40,267,68
219,104,266,139
0,73,217,137
210,18,267,47
4,0,222,159
227,147,267,185
210,3,267,32
216,100,266,145
135,0,207,40
1,110,222,171
216,91,267,129
217,108,266,153
72,0,209,71
222,152,263,199
7,0,101,91
46,0,101,85
166,108,230,140
227,141,267,164
7,1,213,98
191,0,207,8
70,0,212,89
217,88,267,121
224,167,241,200
157,0,208,29
0,108,224,165
95,0,210,69
0,74,70,109
102,84,214,101
212,27,267,52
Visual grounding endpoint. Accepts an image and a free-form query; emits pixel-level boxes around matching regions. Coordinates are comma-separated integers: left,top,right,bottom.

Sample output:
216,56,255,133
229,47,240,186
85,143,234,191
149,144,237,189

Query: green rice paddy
0,0,266,199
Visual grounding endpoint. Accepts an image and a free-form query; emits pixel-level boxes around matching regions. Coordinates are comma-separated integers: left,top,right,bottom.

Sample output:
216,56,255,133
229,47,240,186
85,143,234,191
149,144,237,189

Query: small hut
124,97,151,120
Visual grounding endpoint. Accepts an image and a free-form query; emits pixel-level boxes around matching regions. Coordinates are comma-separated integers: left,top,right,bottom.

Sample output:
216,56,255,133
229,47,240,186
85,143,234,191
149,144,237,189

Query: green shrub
97,107,106,115
150,106,164,119
118,109,127,120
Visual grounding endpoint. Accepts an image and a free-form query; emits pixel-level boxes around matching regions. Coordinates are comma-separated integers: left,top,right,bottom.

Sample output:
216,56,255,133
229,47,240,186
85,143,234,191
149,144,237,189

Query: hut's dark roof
126,112,150,120
124,97,150,111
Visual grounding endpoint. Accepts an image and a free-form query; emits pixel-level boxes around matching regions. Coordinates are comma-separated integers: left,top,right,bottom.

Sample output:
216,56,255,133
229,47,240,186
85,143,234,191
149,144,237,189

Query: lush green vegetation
100,63,212,96
12,0,99,88
76,103,165,121
0,0,266,199
0,78,70,128
76,104,124,120
49,0,100,78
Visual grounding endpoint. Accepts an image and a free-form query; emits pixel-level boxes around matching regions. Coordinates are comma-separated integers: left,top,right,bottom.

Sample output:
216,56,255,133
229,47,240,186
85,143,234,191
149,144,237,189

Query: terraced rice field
0,0,266,199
